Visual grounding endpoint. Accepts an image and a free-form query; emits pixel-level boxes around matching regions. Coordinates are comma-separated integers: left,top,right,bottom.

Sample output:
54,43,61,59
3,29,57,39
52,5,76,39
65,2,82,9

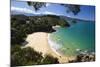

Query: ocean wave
48,34,62,55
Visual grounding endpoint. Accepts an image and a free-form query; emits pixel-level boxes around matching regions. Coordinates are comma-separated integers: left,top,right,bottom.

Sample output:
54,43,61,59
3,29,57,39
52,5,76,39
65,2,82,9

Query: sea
48,20,95,56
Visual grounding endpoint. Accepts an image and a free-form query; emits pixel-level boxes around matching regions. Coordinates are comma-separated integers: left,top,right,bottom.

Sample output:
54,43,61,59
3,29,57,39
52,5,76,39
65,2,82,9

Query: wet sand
25,32,75,63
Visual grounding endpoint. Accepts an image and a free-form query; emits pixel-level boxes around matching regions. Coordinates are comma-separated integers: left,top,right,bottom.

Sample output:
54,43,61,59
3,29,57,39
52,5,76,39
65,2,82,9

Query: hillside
11,14,70,45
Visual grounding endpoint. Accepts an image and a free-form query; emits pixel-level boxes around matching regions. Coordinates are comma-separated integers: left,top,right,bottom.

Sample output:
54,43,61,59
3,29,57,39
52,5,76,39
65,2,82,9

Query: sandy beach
25,32,75,63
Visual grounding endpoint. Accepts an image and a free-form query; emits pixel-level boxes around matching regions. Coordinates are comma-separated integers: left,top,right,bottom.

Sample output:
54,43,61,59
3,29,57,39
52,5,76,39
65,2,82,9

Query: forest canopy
11,2,94,66
11,14,70,66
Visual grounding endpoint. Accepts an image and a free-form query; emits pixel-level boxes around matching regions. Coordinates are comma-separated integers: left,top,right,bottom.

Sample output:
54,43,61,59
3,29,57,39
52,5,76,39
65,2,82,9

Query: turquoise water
50,21,95,56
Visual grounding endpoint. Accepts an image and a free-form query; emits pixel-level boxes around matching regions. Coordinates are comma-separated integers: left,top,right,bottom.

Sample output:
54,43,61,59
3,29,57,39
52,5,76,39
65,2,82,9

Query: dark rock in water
76,54,84,62
83,55,90,61
68,52,95,63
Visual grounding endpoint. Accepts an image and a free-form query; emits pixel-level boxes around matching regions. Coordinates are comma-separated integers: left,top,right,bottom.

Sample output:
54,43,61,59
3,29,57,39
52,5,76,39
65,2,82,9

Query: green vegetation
11,2,81,66
42,55,59,64
11,46,59,66
11,2,94,66
69,54,95,63
11,14,69,66
27,2,80,15
11,14,70,45
27,2,46,11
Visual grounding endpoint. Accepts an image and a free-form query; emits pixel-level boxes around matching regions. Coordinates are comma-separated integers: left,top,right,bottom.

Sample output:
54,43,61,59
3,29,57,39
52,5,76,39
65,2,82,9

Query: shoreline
47,34,62,56
25,32,75,63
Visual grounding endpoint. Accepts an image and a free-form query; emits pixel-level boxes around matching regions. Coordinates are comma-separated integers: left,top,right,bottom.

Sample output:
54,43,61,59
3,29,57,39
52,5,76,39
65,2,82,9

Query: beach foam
48,34,62,56
25,32,74,63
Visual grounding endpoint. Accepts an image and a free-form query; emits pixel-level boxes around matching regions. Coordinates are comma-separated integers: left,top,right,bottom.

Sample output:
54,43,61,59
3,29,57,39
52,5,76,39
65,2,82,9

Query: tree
68,54,95,63
42,55,59,64
11,46,59,66
27,2,80,15
27,2,46,11
68,5,80,15
11,47,43,66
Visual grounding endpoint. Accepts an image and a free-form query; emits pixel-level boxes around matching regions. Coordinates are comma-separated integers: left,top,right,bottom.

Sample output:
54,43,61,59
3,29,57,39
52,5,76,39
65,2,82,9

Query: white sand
25,32,75,63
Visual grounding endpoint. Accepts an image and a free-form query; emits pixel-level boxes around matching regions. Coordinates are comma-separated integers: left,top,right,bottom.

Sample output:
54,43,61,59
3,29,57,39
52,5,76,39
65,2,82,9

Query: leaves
42,55,59,64
11,46,59,66
67,5,80,15
27,2,80,15
27,2,46,11
11,14,69,45
11,15,68,66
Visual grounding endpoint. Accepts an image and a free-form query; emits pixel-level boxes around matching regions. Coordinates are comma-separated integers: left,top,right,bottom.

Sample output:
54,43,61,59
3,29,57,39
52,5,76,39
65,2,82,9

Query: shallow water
49,21,95,56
